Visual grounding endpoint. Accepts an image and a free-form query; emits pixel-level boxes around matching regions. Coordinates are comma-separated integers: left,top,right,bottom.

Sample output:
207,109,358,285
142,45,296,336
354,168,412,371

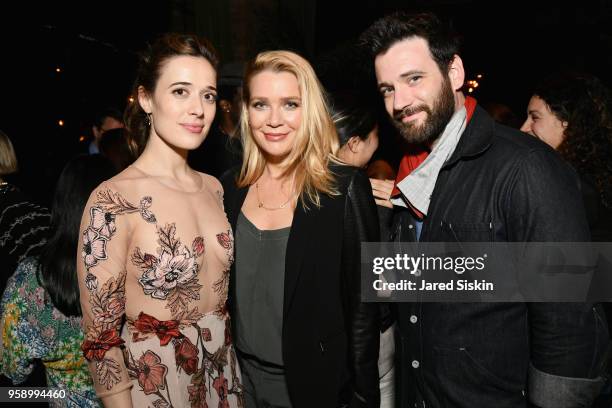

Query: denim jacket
387,106,609,408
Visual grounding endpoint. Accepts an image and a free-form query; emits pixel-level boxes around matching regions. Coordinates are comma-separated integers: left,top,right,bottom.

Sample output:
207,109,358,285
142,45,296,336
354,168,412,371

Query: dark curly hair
534,72,612,209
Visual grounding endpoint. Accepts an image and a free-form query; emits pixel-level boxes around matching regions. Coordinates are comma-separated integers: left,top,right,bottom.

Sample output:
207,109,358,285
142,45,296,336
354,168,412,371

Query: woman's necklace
255,181,295,211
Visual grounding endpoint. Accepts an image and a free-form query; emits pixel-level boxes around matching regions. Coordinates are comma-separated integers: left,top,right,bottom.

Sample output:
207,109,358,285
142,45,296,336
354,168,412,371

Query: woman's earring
146,113,152,127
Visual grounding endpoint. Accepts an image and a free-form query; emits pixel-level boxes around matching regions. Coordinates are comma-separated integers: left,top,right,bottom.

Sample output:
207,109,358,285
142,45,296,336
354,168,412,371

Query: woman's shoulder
4,257,40,298
330,162,367,193
196,171,223,192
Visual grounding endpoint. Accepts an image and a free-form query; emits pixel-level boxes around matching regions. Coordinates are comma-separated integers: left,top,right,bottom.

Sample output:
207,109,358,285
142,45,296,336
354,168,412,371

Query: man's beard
392,76,456,145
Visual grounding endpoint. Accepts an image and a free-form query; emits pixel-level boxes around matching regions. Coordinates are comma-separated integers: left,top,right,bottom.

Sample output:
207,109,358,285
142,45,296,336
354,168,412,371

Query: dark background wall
1,0,610,204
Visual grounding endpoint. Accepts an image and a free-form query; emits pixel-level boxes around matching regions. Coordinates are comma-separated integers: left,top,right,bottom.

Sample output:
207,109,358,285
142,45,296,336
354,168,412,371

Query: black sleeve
507,148,609,407
342,168,381,408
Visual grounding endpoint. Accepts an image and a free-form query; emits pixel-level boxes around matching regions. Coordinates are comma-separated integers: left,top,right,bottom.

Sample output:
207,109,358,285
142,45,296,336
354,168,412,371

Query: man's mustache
394,105,430,121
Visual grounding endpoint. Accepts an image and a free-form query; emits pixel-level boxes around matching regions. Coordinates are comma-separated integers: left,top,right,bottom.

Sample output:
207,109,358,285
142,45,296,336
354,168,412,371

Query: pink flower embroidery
192,237,205,257
216,231,232,250
136,350,168,395
138,250,197,299
82,228,107,268
90,206,116,239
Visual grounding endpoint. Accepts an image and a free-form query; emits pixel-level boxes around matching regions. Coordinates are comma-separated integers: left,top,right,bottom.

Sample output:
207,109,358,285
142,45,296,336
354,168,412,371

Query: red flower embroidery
174,337,199,375
136,350,168,395
192,236,205,256
81,328,124,361
133,312,181,346
212,372,230,408
201,328,212,342
216,231,232,250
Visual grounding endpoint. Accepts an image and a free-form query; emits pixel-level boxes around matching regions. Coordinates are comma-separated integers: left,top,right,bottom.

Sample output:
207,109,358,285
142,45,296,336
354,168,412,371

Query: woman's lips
264,132,288,141
181,124,204,134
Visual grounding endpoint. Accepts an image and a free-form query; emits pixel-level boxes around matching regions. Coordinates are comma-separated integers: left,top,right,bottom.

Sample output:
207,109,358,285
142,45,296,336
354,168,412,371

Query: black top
0,183,50,294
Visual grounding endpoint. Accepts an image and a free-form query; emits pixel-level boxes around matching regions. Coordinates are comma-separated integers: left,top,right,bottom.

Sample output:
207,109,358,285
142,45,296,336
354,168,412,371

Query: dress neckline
129,165,207,194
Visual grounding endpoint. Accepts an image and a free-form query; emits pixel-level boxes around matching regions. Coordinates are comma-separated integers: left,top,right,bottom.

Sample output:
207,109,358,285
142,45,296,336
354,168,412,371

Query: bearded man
360,12,609,408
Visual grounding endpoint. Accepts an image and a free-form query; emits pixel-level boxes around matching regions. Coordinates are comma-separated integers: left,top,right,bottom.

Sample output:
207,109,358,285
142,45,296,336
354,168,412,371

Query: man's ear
448,54,466,92
137,85,152,114
347,136,362,153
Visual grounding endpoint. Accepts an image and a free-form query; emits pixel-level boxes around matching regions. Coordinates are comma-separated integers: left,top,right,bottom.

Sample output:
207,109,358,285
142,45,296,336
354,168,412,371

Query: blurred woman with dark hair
521,72,612,241
331,93,395,408
1,154,115,407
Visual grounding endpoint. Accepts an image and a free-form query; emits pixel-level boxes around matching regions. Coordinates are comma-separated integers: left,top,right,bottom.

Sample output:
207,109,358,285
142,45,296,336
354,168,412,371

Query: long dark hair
38,155,116,317
124,33,219,156
534,72,612,209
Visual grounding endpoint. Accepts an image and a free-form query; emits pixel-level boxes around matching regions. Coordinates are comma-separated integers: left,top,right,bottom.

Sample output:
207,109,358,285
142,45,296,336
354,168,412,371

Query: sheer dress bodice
77,166,242,405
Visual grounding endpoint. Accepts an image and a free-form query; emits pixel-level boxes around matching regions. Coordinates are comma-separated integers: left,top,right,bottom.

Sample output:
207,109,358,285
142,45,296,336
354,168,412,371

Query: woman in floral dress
77,33,243,408
1,154,117,407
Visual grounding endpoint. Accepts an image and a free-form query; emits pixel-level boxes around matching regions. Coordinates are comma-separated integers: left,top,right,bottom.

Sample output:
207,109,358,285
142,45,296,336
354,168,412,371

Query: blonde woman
221,51,380,408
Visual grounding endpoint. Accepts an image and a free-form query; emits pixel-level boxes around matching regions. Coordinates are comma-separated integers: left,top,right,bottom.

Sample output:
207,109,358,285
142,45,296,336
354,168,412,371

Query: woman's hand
369,178,394,208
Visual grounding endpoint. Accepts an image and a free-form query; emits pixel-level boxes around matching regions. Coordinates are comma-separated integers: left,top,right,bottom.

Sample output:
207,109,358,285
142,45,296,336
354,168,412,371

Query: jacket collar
443,104,494,169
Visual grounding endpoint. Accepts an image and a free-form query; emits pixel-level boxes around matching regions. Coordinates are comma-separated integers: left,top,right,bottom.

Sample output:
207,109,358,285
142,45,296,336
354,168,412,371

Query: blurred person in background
0,129,50,295
521,72,612,242
1,154,115,407
332,92,395,408
98,128,135,172
88,107,124,155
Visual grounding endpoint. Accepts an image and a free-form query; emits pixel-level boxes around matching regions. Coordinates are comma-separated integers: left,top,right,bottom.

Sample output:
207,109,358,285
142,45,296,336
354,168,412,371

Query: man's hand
369,178,394,208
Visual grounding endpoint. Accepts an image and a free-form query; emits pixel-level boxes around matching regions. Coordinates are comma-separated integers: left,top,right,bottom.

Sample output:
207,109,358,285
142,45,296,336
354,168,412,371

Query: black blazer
221,164,380,408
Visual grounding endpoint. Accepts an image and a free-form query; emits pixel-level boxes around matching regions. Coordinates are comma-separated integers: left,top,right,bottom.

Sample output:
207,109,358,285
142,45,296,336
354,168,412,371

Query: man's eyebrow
399,70,425,79
377,81,393,89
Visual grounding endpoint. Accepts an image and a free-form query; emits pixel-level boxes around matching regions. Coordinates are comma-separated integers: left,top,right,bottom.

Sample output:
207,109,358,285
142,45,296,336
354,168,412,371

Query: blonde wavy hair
0,130,18,176
237,50,340,208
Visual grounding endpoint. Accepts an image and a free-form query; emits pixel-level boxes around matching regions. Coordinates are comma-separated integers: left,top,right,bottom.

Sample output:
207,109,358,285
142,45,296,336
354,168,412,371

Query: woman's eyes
172,88,217,103
250,101,300,109
203,93,217,103
172,88,188,96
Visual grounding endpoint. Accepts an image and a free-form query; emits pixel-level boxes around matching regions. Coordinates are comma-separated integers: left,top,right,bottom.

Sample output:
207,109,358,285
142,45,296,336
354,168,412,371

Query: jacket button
412,360,420,368
410,315,418,324
408,224,414,229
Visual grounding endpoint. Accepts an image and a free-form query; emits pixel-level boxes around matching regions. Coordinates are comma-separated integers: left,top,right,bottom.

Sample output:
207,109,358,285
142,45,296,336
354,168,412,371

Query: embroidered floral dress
0,257,101,407
77,166,243,407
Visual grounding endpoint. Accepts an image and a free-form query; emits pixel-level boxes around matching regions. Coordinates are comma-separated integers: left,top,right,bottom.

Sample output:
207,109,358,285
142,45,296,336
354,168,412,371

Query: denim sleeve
507,148,610,405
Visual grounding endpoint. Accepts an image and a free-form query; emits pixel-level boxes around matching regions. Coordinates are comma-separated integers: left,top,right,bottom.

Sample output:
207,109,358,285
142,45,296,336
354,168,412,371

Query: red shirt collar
390,96,477,199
